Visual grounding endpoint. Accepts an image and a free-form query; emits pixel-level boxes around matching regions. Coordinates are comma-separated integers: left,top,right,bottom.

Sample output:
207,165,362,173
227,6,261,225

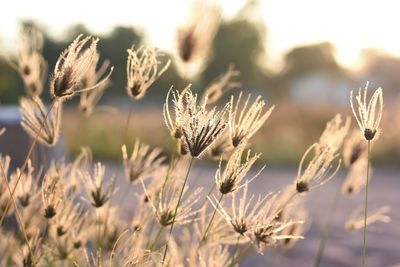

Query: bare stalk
0,100,56,227
162,157,194,265
362,140,371,267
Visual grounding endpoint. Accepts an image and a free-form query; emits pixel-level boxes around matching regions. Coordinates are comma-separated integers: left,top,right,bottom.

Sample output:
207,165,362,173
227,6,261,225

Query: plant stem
231,235,240,266
362,140,371,267
0,160,35,265
200,193,223,245
162,157,194,265
150,226,164,251
199,183,216,208
228,243,251,267
0,100,56,227
313,179,342,267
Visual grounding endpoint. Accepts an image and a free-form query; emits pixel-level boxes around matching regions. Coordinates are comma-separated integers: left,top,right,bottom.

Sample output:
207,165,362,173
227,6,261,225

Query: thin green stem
313,179,342,267
362,140,371,267
162,157,194,265
149,226,164,251
200,183,216,208
0,100,56,227
231,235,241,266
200,193,223,245
228,243,252,267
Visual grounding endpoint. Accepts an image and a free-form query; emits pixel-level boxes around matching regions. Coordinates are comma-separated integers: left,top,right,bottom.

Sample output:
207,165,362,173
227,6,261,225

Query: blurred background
0,0,399,266
0,0,399,165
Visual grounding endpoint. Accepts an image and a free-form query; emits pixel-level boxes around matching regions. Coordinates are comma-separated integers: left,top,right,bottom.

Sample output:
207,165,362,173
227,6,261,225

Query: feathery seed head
341,158,369,197
350,82,383,141
80,162,114,208
164,85,229,157
41,164,64,219
346,206,390,231
229,92,274,147
20,96,62,146
79,52,113,116
50,35,113,100
202,64,241,105
216,146,264,195
53,202,83,237
343,129,368,168
122,140,166,184
295,143,340,193
209,185,269,237
126,46,171,100
175,0,221,79
12,27,47,96
316,114,350,153
143,178,202,227
10,160,39,208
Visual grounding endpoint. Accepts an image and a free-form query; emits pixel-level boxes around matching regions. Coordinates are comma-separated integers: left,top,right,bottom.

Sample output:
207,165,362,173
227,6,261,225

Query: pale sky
1,0,400,70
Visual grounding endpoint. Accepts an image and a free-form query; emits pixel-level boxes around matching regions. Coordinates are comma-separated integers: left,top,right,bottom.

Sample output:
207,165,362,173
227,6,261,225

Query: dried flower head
20,96,62,146
164,85,229,157
175,0,221,79
126,45,171,100
208,131,233,160
215,146,264,195
195,205,239,245
10,159,39,208
65,147,93,195
209,184,268,237
197,244,231,267
53,202,83,237
143,180,202,227
341,158,370,196
278,203,307,249
346,206,390,231
41,165,64,219
343,129,368,168
350,82,383,141
248,192,303,253
229,92,274,147
80,162,114,208
317,114,350,152
10,27,47,96
295,143,340,193
202,64,241,105
16,232,43,267
121,140,166,184
50,35,113,100
79,53,112,116
163,85,190,139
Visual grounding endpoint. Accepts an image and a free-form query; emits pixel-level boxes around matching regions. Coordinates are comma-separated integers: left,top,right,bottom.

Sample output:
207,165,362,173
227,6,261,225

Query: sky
1,0,400,70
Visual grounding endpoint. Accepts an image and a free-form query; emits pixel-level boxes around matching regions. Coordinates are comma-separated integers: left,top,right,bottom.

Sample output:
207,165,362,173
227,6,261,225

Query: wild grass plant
0,5,389,267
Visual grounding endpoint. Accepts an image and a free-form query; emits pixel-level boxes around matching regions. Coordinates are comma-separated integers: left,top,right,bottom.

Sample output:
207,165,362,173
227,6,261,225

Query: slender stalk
124,104,134,144
0,160,35,265
149,226,164,250
162,157,195,265
362,140,371,267
200,193,223,244
145,218,157,249
313,179,342,267
200,183,216,208
231,235,241,266
228,243,252,267
0,100,56,227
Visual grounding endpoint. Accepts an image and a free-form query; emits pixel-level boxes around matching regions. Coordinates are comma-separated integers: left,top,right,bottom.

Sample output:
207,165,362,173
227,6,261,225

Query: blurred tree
280,42,342,79
202,17,271,93
359,48,400,94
